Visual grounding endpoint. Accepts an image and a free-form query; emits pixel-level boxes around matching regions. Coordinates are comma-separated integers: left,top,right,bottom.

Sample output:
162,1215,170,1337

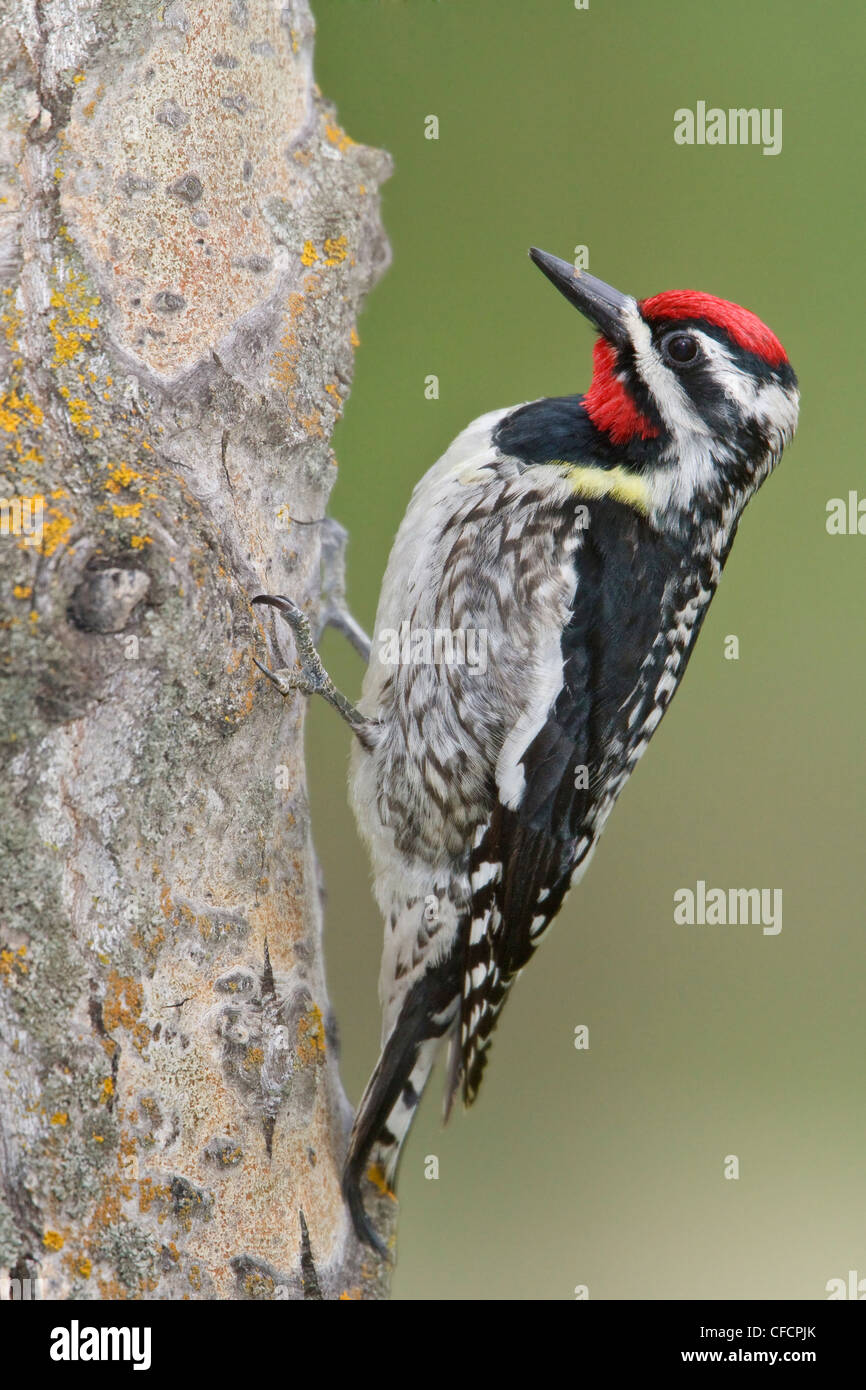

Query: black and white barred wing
457,602,597,1107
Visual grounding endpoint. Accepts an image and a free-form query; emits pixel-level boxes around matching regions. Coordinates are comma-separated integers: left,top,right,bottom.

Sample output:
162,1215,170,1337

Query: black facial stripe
623,315,797,455
646,316,798,391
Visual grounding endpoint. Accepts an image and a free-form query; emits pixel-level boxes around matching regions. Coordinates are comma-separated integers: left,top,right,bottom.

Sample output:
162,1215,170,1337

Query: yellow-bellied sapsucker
254,248,799,1253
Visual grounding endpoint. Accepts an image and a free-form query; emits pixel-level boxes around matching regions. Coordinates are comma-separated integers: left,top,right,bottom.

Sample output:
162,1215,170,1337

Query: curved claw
252,592,300,617
251,592,375,746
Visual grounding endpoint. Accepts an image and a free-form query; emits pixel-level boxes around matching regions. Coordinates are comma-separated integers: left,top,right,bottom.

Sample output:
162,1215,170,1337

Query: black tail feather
342,954,460,1252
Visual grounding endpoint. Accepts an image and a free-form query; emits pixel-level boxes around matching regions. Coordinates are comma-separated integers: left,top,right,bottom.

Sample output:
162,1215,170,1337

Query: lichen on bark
0,0,392,1299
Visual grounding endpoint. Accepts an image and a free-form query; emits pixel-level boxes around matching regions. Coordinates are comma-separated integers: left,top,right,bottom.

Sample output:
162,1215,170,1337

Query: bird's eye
663,332,699,365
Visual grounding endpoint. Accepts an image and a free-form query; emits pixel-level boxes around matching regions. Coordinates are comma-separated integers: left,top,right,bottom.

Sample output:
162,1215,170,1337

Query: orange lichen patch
324,382,342,401
214,1144,242,1167
339,1288,362,1300
0,945,28,982
235,683,256,718
243,1045,264,1071
50,1112,69,1126
100,1077,114,1104
271,338,298,394
43,1230,65,1251
296,409,324,439
129,920,165,971
300,240,318,267
48,266,100,367
12,585,32,599
117,1130,138,1177
350,327,360,348
111,501,143,519
324,121,355,153
103,971,151,1053
64,1252,92,1280
296,1004,325,1066
129,535,152,549
322,235,348,266
105,462,145,493
22,497,74,558
0,387,44,435
58,387,99,437
270,286,316,395
137,1177,170,1216
155,890,216,944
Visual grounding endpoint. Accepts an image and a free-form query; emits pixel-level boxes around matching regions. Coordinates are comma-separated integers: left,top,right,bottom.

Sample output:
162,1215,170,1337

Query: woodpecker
253,248,798,1254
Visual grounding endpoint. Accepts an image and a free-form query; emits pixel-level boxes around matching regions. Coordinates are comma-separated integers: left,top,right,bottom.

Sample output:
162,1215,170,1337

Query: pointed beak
529,247,634,348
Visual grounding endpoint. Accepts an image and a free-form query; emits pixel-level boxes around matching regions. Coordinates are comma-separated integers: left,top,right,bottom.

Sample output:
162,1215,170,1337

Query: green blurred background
308,0,864,1299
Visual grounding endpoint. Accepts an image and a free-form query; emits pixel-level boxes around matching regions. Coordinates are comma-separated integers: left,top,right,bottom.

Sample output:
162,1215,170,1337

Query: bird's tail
342,955,460,1254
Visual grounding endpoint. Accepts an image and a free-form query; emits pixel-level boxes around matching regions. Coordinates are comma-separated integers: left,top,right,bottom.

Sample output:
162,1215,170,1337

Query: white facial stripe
676,331,799,448
753,380,799,443
623,306,712,442
620,311,797,518
691,331,757,410
619,310,719,514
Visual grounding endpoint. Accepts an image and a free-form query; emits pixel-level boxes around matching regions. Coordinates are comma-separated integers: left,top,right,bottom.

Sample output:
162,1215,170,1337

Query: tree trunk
0,0,392,1300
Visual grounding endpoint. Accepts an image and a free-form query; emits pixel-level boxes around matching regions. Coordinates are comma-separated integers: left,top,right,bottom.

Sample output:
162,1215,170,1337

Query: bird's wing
456,592,598,1107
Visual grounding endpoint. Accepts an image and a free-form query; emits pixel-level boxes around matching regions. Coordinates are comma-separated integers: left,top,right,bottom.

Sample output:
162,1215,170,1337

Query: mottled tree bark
0,0,392,1300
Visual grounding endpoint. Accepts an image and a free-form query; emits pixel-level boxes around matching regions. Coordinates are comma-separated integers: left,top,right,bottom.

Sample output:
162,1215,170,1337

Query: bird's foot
252,593,374,746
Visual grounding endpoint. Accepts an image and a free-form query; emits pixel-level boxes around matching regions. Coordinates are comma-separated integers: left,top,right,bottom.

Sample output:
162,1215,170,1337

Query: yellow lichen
0,388,44,435
0,946,28,982
26,499,73,558
300,240,318,267
323,235,348,266
12,584,32,600
43,1230,65,1251
324,121,355,153
103,971,150,1053
50,1112,68,1126
48,265,99,368
105,462,144,492
296,1004,326,1065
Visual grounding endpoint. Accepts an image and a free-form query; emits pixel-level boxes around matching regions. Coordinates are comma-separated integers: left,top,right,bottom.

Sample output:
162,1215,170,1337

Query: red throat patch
639,291,788,367
583,339,659,445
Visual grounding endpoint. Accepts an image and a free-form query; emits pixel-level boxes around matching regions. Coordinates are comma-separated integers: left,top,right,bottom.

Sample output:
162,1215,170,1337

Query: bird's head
529,247,799,525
